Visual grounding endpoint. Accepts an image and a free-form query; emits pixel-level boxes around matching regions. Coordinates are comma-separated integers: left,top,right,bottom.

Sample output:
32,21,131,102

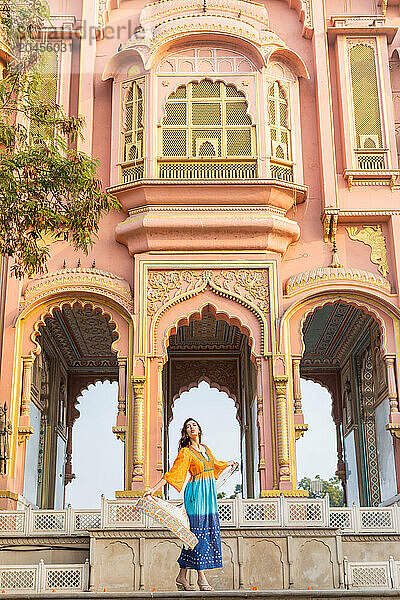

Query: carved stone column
157,360,163,472
18,357,35,443
274,375,291,488
334,418,346,485
132,375,146,480
64,422,75,485
256,359,266,474
113,358,128,441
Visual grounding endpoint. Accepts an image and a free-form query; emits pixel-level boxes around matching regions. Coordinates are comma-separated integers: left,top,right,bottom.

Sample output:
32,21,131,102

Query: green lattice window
30,50,58,138
122,81,144,162
160,80,255,159
268,81,291,161
349,43,383,149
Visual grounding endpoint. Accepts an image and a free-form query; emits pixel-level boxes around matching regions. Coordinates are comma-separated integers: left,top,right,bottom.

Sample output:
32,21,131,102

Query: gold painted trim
261,489,309,497
0,491,19,500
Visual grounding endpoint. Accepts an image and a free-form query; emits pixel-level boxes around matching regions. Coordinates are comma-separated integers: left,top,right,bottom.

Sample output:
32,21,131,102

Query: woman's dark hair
178,418,202,451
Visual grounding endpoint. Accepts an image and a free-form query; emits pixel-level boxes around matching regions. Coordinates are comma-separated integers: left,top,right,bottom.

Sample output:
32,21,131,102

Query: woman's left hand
227,460,238,467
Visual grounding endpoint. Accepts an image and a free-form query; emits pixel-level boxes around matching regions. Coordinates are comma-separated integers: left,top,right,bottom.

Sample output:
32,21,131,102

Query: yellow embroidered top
164,445,228,493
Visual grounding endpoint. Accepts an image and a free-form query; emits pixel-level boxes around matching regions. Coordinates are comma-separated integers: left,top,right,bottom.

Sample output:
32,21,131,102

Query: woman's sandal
198,583,214,591
176,580,195,591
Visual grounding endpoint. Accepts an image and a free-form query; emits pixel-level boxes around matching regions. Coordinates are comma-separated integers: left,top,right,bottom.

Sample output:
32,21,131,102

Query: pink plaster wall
2,0,400,501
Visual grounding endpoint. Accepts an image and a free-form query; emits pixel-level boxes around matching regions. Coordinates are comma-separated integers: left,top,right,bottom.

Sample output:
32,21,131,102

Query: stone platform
4,590,400,599
1,499,400,594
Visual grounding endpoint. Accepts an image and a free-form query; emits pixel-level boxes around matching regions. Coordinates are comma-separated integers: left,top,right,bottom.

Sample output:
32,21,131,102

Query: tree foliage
298,475,345,507
0,0,119,278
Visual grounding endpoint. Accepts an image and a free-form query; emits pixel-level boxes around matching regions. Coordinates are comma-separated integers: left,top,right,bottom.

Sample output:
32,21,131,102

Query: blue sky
65,378,337,507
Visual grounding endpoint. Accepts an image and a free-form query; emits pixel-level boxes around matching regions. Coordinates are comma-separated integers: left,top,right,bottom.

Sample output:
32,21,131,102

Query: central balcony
111,177,306,256
120,159,294,184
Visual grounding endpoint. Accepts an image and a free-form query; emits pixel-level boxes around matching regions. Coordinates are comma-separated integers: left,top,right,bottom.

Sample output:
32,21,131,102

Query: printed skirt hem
177,558,223,570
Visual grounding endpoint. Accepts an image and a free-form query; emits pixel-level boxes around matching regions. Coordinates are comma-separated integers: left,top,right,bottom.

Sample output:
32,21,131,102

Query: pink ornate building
1,0,400,509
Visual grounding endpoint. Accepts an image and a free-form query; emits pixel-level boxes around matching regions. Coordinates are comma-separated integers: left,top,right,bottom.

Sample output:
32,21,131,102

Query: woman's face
186,420,200,439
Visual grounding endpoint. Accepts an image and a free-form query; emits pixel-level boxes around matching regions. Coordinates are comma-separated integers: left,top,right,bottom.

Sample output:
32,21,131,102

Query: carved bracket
295,423,308,441
112,426,127,442
17,425,34,445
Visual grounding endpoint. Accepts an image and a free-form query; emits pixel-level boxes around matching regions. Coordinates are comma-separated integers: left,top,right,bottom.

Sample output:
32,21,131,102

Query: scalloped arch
298,299,387,357
171,376,240,415
160,78,256,127
281,293,394,358
71,377,118,421
159,301,258,359
30,300,122,358
299,374,335,402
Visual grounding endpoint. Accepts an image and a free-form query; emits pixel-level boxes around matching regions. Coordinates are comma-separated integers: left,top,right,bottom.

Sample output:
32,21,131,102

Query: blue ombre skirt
178,474,223,570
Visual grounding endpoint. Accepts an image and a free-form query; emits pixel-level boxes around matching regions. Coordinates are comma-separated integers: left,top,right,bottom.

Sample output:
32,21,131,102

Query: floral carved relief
147,269,270,318
346,225,389,278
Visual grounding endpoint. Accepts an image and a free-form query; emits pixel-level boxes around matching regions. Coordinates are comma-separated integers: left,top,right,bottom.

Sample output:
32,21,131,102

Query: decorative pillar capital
274,375,288,395
132,376,146,397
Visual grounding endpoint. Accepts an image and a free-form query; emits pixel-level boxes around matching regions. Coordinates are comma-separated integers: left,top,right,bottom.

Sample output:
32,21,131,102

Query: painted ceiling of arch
302,303,372,366
39,304,118,370
168,310,246,351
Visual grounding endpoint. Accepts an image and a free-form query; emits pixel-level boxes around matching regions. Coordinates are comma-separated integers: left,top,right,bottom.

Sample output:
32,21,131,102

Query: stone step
5,591,400,600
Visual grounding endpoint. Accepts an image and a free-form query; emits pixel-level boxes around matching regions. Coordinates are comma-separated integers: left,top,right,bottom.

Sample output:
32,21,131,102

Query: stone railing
2,497,400,535
0,559,89,593
0,506,101,536
344,557,400,589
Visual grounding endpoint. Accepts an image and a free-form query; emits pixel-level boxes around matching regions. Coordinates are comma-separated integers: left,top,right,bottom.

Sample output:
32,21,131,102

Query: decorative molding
109,179,308,201
147,269,270,318
0,536,89,545
343,169,399,190
128,204,286,217
324,208,400,216
286,265,391,295
346,225,389,278
342,534,400,542
90,527,339,539
21,268,133,314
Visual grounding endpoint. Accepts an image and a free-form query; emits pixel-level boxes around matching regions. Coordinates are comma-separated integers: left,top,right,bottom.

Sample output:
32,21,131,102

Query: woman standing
144,417,237,591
